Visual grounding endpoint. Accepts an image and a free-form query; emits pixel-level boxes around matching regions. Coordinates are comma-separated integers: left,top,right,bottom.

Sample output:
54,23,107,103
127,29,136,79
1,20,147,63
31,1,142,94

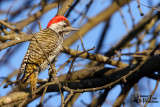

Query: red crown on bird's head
47,15,68,28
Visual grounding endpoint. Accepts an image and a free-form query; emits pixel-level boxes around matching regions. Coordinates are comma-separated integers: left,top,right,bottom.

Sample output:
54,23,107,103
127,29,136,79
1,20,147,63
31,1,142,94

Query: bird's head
47,15,79,37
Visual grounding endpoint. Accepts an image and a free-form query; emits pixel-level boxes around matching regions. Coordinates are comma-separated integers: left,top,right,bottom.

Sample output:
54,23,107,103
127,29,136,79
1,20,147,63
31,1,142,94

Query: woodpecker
16,15,79,95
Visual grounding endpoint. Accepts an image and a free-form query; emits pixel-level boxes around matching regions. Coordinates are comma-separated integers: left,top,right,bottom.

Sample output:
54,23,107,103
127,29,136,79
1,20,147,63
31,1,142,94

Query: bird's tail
21,64,38,98
30,72,38,98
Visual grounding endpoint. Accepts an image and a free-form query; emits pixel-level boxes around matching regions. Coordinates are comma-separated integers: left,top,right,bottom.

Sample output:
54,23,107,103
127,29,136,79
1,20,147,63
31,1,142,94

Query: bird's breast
39,37,63,71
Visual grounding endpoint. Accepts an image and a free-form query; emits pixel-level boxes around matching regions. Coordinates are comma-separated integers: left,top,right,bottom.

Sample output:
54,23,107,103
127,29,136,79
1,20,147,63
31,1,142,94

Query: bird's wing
16,49,30,80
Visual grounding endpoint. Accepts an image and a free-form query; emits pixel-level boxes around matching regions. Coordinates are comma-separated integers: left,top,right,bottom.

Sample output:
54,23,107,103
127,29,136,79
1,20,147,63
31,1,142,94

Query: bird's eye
63,25,67,27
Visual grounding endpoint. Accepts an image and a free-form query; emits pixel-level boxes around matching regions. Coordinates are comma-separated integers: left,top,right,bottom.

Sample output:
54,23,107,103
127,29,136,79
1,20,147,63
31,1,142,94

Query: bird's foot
48,66,57,77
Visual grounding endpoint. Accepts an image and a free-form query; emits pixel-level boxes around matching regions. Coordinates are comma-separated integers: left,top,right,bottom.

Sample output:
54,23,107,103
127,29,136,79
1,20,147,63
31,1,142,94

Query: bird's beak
65,27,79,31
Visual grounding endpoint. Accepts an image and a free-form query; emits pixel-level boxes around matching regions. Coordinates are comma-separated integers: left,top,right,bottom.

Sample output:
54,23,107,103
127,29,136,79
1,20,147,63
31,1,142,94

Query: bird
16,15,79,96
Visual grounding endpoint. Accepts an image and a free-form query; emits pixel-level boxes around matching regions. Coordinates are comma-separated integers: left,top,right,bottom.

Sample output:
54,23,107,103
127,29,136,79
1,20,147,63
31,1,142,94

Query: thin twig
58,0,60,14
127,2,135,27
62,91,73,107
57,57,73,72
0,20,23,34
38,84,48,106
134,0,160,12
78,34,86,51
65,45,79,86
38,21,42,30
137,0,144,16
119,8,129,32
